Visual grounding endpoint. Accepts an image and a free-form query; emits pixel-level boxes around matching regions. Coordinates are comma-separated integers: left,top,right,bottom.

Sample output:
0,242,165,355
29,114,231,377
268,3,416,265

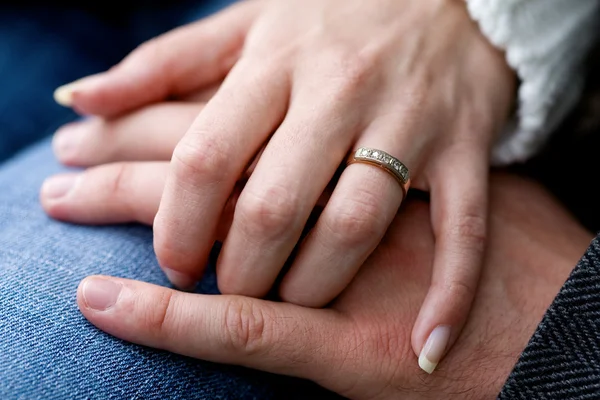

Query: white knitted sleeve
466,0,600,165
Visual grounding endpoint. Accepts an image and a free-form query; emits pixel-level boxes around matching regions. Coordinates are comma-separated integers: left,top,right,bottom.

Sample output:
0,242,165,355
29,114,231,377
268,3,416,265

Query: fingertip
76,278,86,309
163,268,197,292
76,277,92,317
52,124,84,166
54,74,103,107
411,278,477,373
410,312,429,359
54,73,122,116
40,173,79,209
416,325,451,374
39,171,91,223
153,231,204,291
54,84,75,108
76,276,136,340
78,276,123,312
418,352,437,374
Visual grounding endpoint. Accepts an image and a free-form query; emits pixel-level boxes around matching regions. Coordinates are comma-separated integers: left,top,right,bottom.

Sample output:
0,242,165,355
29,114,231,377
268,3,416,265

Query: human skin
41,131,591,399
51,0,516,370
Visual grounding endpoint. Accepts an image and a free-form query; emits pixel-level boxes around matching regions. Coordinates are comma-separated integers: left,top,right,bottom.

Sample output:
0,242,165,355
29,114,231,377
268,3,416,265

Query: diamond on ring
347,147,410,196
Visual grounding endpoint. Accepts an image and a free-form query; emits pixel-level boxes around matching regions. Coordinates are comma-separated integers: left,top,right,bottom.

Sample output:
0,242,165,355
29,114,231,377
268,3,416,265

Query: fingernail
163,268,197,291
54,81,81,107
418,325,451,374
53,75,102,107
53,124,83,158
82,278,123,311
42,174,78,199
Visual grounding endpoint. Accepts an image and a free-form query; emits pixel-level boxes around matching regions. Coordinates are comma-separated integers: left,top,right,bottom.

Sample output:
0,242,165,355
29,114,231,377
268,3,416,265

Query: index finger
77,276,347,382
153,61,289,289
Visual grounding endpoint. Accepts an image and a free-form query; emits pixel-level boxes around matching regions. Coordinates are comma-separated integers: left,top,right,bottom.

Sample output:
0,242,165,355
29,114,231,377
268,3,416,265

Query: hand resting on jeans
41,124,591,398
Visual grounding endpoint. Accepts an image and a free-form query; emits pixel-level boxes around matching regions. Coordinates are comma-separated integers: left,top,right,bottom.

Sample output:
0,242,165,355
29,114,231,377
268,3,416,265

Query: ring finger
279,112,431,307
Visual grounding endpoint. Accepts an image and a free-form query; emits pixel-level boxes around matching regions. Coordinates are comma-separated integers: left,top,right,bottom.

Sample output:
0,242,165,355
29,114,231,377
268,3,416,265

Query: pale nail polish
53,82,79,107
82,278,123,311
53,75,102,107
163,268,197,291
418,325,451,374
42,174,78,199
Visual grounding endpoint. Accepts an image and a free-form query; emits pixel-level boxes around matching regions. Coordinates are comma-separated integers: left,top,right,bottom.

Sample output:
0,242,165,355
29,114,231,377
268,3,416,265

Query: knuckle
129,37,160,61
449,278,477,300
403,75,430,110
324,192,385,248
464,108,494,138
245,57,283,83
94,121,120,160
144,290,177,339
221,298,269,355
172,139,231,186
236,185,300,239
456,98,496,139
450,212,487,253
321,46,378,98
121,36,177,94
447,135,487,159
433,278,478,304
106,163,132,200
126,37,170,71
227,58,285,108
123,38,161,71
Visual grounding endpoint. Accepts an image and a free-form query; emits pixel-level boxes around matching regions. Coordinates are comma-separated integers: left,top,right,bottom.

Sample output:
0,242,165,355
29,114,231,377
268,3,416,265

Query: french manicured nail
42,174,78,199
418,325,451,374
82,278,123,311
54,80,82,107
163,268,197,291
53,74,103,107
53,125,83,158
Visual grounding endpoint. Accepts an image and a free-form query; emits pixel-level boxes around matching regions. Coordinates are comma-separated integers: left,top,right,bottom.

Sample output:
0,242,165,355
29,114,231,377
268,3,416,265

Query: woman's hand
51,0,515,371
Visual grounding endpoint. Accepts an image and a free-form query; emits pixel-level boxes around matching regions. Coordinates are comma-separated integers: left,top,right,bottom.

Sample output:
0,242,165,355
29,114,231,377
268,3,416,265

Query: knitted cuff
467,0,600,165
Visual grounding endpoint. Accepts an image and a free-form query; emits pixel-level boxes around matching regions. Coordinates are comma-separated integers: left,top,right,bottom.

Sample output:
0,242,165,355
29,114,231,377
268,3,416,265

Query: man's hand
43,164,591,398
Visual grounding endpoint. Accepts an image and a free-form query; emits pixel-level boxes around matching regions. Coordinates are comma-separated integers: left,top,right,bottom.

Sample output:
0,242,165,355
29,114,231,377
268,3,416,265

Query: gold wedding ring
347,147,410,196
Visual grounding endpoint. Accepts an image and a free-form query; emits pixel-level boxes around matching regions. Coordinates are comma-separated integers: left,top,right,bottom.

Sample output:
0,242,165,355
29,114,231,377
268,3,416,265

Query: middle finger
216,93,363,298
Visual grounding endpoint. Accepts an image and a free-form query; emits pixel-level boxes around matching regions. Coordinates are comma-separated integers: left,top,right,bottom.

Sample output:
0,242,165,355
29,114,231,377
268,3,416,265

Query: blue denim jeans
0,4,337,399
0,140,338,399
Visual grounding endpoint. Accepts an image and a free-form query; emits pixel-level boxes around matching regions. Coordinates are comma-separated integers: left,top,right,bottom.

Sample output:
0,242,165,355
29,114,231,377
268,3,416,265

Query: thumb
55,1,260,117
77,276,347,381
